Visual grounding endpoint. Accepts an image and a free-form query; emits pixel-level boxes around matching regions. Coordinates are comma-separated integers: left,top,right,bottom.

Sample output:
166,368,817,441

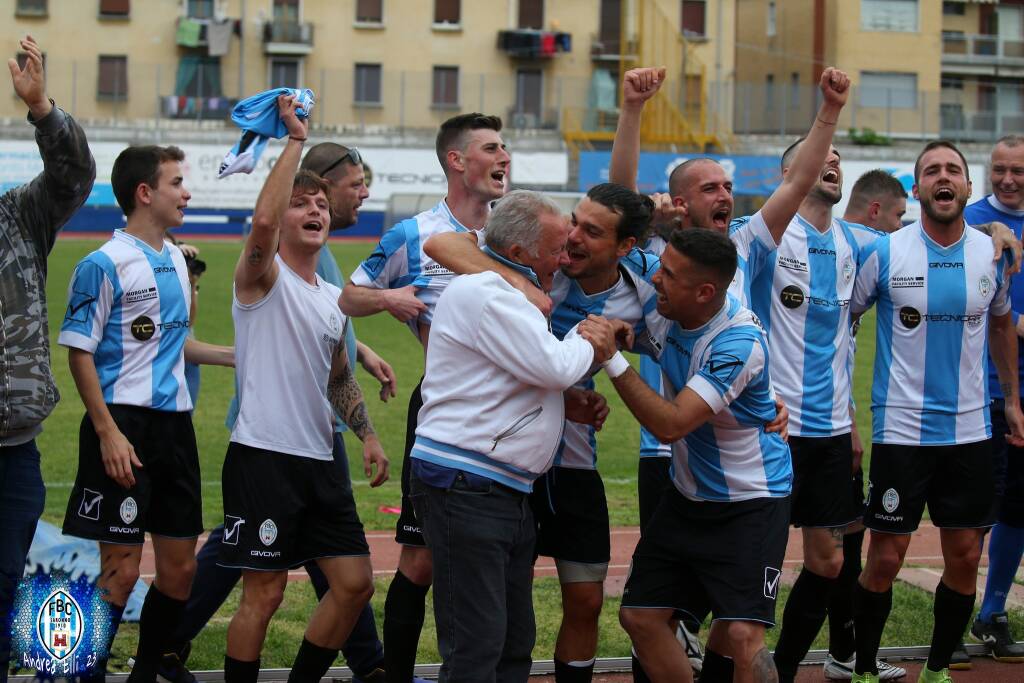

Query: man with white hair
410,190,618,682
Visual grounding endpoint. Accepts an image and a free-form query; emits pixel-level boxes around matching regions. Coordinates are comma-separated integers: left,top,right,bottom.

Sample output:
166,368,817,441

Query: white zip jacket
412,271,596,492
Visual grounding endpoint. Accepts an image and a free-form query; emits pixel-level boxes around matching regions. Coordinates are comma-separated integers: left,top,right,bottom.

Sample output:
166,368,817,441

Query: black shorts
396,379,426,546
530,466,610,566
789,434,856,528
638,457,673,534
864,441,996,534
218,441,368,570
622,488,790,626
62,406,203,544
991,401,1024,527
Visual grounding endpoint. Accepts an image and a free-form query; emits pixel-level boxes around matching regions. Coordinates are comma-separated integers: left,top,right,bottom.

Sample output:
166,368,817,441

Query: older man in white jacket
409,190,619,682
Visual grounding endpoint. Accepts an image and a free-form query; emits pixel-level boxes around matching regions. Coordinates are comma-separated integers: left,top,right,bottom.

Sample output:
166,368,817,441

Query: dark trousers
411,472,536,683
173,434,383,676
0,440,46,683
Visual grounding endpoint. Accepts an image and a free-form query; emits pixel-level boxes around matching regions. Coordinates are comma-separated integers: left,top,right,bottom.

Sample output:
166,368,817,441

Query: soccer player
850,141,1024,683
423,183,661,682
57,144,233,683
152,144,394,683
609,64,850,683
340,112,515,683
220,95,387,683
820,169,910,682
587,228,791,683
968,135,1024,665
0,34,95,683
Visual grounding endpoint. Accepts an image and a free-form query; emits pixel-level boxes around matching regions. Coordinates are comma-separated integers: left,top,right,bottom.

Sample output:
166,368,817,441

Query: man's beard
920,192,968,225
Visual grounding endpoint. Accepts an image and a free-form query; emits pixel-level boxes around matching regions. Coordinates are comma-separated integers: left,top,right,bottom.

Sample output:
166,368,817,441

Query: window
765,74,775,111
99,0,130,17
767,0,777,37
97,55,128,99
177,56,222,97
681,0,706,38
15,0,47,15
519,0,543,29
943,1,965,16
859,72,918,109
790,72,800,108
861,0,918,33
354,63,382,105
269,58,300,89
515,68,543,119
15,51,46,71
941,75,964,91
599,0,621,53
186,0,213,19
434,0,460,25
356,0,382,23
432,66,459,108
273,0,299,22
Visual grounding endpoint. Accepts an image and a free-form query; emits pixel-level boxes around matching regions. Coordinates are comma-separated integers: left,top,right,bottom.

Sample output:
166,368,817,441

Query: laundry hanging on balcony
219,88,316,178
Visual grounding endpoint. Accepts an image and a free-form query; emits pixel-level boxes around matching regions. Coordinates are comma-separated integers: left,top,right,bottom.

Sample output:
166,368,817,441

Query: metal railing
942,33,1024,67
262,21,315,47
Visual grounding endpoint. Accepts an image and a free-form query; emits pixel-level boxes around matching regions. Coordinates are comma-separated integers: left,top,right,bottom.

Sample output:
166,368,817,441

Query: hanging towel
176,18,203,47
218,87,315,178
207,18,234,57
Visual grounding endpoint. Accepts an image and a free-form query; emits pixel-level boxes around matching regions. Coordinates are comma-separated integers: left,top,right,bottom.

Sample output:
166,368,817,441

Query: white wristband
602,351,630,379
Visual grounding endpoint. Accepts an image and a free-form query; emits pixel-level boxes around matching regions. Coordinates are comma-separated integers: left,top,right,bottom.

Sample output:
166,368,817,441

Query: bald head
668,158,721,199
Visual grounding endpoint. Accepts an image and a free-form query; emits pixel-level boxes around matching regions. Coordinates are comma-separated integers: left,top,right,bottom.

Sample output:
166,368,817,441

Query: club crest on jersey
119,497,138,525
842,257,854,283
259,519,278,546
882,488,900,514
329,313,341,335
36,590,83,661
979,276,992,297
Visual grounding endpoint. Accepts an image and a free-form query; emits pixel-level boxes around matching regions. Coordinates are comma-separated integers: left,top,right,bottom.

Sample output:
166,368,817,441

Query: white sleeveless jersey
231,255,346,460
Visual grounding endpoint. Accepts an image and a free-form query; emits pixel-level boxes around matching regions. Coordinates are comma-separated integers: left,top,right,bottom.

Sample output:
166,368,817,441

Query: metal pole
196,64,204,121
238,0,246,98
399,70,406,133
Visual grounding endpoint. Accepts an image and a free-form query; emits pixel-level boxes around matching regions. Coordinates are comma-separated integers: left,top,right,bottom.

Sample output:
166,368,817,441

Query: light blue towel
218,87,315,178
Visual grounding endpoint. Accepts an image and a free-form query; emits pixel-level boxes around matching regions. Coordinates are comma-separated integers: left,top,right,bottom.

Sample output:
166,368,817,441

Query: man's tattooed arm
327,341,375,441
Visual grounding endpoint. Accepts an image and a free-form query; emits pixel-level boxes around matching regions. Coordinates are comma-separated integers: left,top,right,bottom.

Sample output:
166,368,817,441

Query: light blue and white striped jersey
648,294,792,502
852,221,1012,445
349,199,475,336
550,248,662,469
638,234,673,460
58,230,193,412
727,210,777,307
749,216,883,436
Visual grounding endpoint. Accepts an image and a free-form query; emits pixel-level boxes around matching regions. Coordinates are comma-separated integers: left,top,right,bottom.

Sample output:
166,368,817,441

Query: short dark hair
996,134,1024,149
111,145,185,216
585,183,655,243
668,227,737,291
914,140,970,183
291,169,330,200
780,136,808,172
668,157,720,199
302,142,357,179
435,112,503,172
848,169,907,210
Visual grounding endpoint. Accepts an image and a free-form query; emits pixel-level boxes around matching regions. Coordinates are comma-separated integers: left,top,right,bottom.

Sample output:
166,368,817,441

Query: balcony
160,95,237,120
496,30,571,59
942,33,1024,74
262,21,314,55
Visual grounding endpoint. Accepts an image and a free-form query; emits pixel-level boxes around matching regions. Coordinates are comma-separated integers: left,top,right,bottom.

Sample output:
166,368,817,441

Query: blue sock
980,522,1024,622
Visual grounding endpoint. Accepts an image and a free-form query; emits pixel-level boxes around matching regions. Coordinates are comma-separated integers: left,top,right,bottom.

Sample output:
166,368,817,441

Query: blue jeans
173,434,384,676
0,440,46,683
411,471,536,683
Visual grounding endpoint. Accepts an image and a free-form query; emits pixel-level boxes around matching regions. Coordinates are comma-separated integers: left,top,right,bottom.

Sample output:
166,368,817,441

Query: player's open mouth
568,249,587,262
934,187,956,203
712,207,730,227
302,221,324,232
491,170,506,187
822,169,839,185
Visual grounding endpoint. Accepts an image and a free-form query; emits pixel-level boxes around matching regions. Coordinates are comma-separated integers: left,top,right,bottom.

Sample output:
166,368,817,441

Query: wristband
289,135,307,142
602,351,630,379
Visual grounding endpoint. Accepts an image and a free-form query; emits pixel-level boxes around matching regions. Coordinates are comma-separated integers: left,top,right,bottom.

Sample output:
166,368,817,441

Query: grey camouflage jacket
0,106,96,446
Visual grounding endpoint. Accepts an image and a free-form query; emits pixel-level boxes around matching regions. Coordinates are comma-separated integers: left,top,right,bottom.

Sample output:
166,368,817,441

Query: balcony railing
262,21,314,54
942,33,1024,67
496,30,571,59
160,95,237,120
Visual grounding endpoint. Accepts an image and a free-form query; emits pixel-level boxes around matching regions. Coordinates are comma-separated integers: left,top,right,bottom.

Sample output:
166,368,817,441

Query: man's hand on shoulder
8,35,51,119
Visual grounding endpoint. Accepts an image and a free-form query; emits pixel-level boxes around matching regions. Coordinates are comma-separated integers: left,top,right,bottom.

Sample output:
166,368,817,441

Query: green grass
36,237,888,668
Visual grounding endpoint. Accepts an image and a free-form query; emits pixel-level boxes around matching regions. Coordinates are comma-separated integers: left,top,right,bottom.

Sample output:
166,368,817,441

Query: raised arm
9,35,96,258
608,67,665,191
233,94,308,299
327,326,389,486
760,67,850,243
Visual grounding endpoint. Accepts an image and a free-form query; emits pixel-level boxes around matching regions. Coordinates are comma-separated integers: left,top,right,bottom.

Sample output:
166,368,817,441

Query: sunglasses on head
318,147,363,178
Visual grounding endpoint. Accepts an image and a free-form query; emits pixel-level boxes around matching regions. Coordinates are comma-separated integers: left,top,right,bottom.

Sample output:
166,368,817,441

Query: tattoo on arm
1002,382,1014,398
751,647,779,683
247,245,263,266
327,346,375,440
